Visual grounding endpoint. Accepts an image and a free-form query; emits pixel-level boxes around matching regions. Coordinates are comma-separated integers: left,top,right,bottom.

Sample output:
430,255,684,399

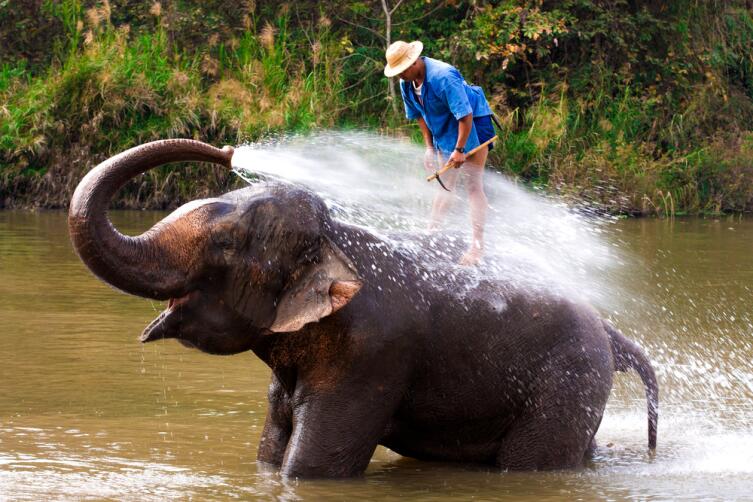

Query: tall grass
2,0,753,214
493,73,753,216
0,0,345,208
485,3,753,216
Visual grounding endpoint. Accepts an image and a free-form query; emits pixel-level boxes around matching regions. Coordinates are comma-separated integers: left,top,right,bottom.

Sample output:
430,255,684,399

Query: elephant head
69,139,362,355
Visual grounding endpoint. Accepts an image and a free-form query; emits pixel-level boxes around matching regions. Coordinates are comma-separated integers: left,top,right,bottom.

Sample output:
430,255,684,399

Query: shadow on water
1,131,752,500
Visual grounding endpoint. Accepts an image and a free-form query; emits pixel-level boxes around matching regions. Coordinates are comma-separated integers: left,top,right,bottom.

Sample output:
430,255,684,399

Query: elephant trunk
68,139,234,300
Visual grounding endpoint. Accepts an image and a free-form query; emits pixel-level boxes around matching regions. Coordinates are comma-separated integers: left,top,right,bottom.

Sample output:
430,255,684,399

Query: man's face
398,59,421,82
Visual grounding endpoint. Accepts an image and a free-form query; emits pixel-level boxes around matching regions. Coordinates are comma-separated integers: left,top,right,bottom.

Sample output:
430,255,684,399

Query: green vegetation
1,0,752,214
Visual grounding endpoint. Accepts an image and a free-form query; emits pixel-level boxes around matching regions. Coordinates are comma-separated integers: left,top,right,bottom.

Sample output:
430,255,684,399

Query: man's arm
418,117,438,171
449,113,473,164
441,68,474,165
417,117,433,148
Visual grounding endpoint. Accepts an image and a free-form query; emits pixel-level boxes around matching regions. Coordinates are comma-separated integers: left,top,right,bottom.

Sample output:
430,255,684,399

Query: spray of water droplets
232,131,624,310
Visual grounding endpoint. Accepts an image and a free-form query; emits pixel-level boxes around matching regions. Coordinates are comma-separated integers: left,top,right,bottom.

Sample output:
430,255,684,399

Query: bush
1,0,345,208
2,0,753,214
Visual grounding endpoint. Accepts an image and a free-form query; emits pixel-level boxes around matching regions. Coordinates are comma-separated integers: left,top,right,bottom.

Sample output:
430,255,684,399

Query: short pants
474,115,495,151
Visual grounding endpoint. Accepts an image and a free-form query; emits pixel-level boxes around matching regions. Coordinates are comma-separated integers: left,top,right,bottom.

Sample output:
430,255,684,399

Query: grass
2,1,753,215
0,3,345,209
487,75,753,216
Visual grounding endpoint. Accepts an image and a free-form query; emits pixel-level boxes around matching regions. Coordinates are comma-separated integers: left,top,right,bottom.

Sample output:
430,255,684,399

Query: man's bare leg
458,147,489,266
427,157,460,231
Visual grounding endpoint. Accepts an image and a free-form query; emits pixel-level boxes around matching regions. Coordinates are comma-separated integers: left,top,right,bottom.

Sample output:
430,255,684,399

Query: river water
2,135,753,500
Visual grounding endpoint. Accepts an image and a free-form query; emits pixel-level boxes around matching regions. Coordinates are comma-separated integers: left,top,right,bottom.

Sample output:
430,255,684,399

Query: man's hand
449,149,466,166
424,148,438,171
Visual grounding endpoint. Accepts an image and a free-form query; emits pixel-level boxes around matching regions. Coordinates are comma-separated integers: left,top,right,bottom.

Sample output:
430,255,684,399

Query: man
384,40,495,266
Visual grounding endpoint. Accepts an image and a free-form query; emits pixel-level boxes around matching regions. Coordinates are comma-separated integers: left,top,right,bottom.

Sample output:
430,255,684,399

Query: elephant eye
212,234,233,249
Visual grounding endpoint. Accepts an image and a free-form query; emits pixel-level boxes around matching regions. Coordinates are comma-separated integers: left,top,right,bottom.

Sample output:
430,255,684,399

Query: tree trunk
381,0,399,116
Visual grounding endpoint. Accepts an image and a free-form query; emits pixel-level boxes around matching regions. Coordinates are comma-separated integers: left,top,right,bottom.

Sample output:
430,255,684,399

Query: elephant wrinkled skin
68,139,658,478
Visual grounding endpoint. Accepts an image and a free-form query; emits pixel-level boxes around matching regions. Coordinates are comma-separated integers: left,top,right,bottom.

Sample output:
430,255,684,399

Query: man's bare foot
459,244,483,266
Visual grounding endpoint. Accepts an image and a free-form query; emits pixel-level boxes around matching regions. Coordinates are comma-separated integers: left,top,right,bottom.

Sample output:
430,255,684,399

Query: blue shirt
400,57,493,155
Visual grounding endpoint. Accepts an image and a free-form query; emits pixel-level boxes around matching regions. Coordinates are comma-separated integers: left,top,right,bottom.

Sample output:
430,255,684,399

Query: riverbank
2,1,752,215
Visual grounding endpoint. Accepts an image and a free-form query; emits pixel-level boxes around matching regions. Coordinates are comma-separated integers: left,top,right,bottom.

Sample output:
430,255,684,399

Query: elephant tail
603,321,658,451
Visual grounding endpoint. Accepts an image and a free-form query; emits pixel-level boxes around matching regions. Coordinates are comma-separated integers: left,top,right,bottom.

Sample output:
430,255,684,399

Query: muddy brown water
1,210,752,501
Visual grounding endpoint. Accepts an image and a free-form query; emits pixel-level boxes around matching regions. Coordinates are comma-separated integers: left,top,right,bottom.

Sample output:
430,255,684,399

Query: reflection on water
2,208,753,500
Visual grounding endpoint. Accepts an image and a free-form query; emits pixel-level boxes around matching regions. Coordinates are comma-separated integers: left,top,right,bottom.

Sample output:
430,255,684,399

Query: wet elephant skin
68,139,658,478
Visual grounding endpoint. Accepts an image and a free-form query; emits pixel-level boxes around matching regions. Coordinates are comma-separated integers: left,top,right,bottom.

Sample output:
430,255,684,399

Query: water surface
2,211,752,500
3,132,753,501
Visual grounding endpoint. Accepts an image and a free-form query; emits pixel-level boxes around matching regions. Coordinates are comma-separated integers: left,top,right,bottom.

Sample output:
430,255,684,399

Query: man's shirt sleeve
442,69,473,120
400,80,422,120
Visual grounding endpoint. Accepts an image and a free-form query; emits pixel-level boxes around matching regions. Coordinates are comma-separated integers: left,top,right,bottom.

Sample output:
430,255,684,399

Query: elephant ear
270,238,363,333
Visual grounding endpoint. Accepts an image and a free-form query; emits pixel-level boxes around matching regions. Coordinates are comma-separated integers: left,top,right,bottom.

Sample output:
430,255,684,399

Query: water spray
426,113,504,191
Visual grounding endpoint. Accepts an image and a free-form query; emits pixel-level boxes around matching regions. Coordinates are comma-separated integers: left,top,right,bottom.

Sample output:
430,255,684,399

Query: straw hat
383,40,423,77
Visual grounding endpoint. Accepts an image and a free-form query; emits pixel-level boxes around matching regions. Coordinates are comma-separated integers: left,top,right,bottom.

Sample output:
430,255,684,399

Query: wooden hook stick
426,135,498,183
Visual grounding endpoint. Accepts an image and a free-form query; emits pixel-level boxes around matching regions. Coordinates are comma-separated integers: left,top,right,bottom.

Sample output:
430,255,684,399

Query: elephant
68,139,658,478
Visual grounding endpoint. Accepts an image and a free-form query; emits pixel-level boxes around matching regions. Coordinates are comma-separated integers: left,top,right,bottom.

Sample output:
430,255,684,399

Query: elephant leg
257,377,293,466
585,414,605,459
496,373,610,470
280,390,396,478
